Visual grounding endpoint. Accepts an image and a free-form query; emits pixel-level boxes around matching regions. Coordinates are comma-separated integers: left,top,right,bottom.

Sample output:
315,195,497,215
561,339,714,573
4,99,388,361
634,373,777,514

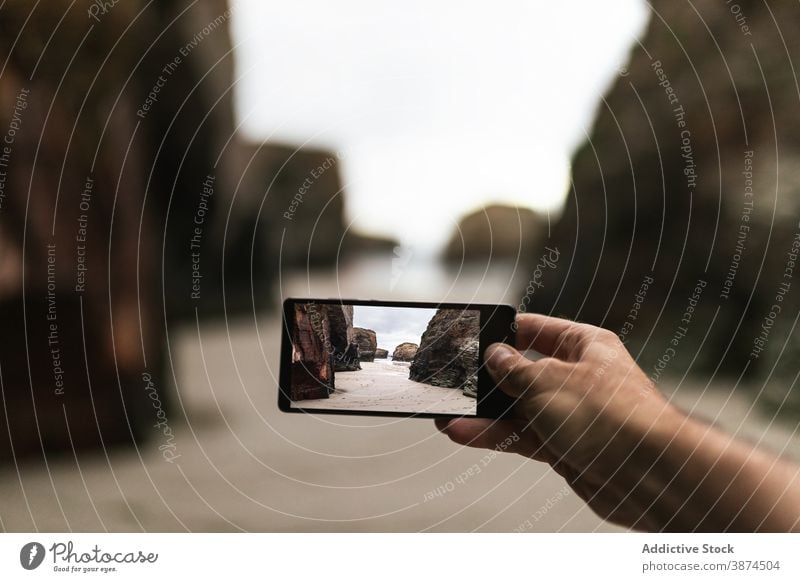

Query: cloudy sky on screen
352,305,436,355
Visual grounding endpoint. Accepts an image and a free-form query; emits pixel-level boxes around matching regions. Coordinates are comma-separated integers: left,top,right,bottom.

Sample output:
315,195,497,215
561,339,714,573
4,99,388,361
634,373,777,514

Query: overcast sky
232,1,648,253
352,305,437,355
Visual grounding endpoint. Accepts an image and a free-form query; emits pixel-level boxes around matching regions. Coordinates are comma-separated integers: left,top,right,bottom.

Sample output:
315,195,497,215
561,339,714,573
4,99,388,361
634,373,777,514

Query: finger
513,313,578,356
434,418,451,433
438,418,526,451
484,343,562,399
437,418,552,461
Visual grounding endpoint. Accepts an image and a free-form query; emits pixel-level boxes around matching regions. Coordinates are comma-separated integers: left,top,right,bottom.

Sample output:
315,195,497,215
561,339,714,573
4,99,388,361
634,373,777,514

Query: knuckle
554,328,576,354
576,327,618,354
536,356,562,372
595,328,620,345
505,356,531,380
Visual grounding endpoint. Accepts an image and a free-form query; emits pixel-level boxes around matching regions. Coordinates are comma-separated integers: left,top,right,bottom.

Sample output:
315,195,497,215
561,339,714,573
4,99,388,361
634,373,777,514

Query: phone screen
280,299,514,417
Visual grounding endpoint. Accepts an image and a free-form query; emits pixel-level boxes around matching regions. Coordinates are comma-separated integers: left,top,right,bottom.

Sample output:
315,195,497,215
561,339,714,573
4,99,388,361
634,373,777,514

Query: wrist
610,401,695,523
618,403,743,531
619,399,690,475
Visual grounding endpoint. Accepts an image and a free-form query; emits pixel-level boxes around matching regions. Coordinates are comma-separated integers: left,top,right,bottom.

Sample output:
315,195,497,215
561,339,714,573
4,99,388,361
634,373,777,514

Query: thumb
484,343,554,399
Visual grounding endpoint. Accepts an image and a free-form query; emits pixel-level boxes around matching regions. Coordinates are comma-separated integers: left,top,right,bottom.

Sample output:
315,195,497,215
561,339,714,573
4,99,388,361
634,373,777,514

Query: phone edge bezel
277,297,517,419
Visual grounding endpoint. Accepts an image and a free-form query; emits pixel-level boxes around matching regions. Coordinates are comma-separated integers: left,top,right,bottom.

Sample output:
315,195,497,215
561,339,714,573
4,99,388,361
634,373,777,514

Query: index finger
514,313,581,356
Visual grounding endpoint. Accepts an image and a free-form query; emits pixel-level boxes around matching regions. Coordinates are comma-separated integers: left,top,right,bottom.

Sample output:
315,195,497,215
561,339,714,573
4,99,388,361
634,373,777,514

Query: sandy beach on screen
293,360,477,415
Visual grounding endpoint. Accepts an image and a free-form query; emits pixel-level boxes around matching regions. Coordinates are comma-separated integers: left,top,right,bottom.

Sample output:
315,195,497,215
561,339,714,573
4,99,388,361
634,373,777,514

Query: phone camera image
288,302,481,416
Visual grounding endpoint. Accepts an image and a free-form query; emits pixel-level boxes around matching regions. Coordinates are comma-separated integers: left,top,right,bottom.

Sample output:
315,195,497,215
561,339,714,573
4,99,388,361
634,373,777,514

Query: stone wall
0,1,162,459
0,1,355,456
328,304,361,372
290,304,334,400
235,143,348,268
353,328,378,362
443,204,544,263
409,309,480,397
529,1,800,397
392,343,418,362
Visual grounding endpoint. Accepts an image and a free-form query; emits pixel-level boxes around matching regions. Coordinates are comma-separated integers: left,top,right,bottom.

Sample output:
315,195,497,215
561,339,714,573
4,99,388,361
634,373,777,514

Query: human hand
436,313,681,530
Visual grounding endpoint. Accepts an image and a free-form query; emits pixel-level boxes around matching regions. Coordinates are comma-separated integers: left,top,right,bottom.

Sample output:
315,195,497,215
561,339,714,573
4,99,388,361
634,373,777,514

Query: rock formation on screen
327,304,361,371
374,348,389,359
443,204,543,263
392,343,418,362
353,328,378,362
290,304,334,400
409,309,480,397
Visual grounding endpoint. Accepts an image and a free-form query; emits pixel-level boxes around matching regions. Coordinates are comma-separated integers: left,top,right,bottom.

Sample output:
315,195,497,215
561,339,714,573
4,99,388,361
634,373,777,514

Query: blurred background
0,0,798,532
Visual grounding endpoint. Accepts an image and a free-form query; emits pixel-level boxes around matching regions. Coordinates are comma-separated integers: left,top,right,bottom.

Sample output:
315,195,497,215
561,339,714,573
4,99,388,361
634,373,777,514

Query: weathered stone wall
443,204,544,263
0,1,162,459
328,304,361,371
0,1,362,455
392,343,418,362
529,1,800,398
235,143,348,268
290,304,334,400
353,328,378,362
409,309,480,397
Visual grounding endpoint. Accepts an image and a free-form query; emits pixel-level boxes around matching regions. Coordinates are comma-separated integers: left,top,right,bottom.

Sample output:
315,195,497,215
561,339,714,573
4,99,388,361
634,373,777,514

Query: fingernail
485,344,514,371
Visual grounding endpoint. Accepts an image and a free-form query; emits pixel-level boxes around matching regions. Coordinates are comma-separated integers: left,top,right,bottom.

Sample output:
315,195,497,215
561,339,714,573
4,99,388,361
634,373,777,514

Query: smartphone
278,298,517,419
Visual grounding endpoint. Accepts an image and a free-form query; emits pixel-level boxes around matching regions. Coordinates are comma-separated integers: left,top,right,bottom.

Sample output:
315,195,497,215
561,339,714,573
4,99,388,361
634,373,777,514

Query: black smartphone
278,298,517,419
